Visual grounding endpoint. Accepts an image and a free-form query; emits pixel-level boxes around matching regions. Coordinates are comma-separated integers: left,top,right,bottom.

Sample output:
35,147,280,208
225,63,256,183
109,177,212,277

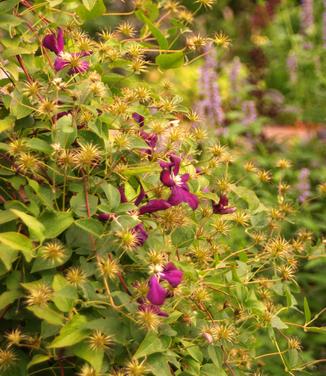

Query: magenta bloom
132,223,148,247
43,28,64,54
160,155,198,210
160,262,183,288
138,303,168,317
42,28,90,74
139,199,171,215
98,213,115,222
147,276,167,305
212,194,236,214
147,263,183,306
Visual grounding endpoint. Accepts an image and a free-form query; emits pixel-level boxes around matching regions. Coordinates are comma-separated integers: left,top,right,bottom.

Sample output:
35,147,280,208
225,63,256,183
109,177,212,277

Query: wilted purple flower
98,213,116,222
43,28,91,74
147,276,167,305
132,112,145,127
160,155,199,210
301,0,314,32
139,199,171,214
242,100,257,126
196,44,225,126
297,168,311,203
132,223,148,247
132,112,157,152
212,194,236,214
138,302,168,317
160,262,183,288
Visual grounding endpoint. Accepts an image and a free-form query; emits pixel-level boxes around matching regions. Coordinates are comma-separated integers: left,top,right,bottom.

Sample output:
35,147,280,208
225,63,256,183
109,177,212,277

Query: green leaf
134,332,164,359
28,179,54,210
0,290,22,310
10,209,45,242
0,232,33,262
52,275,77,312
39,211,74,239
171,225,196,248
135,10,168,49
0,0,20,12
271,316,288,329
303,297,311,323
27,355,51,369
181,341,203,363
28,305,64,326
82,0,96,11
0,210,16,224
10,96,33,119
26,138,53,154
71,192,98,217
156,52,184,70
77,0,105,20
75,218,104,238
72,341,104,372
0,244,18,270
49,314,89,348
53,114,76,147
100,183,120,210
147,354,172,376
0,116,15,133
0,14,23,28
230,184,264,212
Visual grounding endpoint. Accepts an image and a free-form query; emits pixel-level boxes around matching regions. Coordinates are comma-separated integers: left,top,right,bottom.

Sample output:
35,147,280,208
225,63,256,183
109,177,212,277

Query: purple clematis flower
147,263,183,306
132,223,148,247
212,194,236,214
43,28,91,74
139,199,171,215
138,302,168,317
160,154,198,210
98,212,116,222
147,276,167,305
160,262,183,288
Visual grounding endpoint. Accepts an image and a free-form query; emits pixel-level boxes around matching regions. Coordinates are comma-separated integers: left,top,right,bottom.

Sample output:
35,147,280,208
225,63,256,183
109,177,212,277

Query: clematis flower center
149,264,163,274
172,173,182,187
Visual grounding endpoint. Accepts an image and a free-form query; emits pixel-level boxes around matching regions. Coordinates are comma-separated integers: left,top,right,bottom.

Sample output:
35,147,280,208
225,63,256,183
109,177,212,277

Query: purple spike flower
139,199,171,215
42,28,64,54
147,276,167,305
160,155,199,210
196,44,225,127
212,194,236,214
132,223,148,247
301,0,314,32
42,29,91,74
160,262,183,288
297,168,311,203
242,100,257,126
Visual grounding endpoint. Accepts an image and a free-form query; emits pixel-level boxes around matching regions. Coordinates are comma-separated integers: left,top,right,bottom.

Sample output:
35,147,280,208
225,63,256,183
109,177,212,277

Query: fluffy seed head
125,358,148,376
73,143,101,169
40,240,66,264
89,330,112,351
66,266,87,287
78,364,96,376
137,309,161,331
211,323,237,343
98,257,120,279
26,283,52,306
213,32,231,48
16,152,40,173
0,348,17,372
5,329,24,347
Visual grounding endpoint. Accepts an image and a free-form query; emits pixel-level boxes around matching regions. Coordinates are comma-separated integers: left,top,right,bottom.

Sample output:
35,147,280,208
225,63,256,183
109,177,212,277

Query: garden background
0,1,325,375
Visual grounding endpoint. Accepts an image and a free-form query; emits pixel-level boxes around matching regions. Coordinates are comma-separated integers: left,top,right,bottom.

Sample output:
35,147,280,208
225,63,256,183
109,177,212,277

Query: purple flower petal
54,56,69,71
147,276,167,305
138,303,168,317
132,112,145,127
118,186,128,203
139,199,171,215
132,223,148,247
169,154,181,175
212,194,236,214
161,262,183,288
98,213,111,222
160,170,175,187
134,186,146,206
168,186,199,210
140,130,158,149
43,28,64,54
